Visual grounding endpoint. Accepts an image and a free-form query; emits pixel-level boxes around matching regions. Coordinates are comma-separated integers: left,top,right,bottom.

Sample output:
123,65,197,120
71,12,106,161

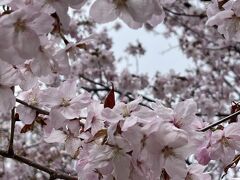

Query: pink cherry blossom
1,0,240,179
39,79,91,119
210,122,240,164
184,164,211,180
0,7,54,60
84,101,105,135
90,0,158,28
16,86,41,124
0,60,22,113
152,99,198,133
142,122,189,178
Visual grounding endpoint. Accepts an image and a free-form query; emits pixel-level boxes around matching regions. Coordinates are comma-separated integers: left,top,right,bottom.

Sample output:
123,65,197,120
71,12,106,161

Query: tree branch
200,110,240,132
0,149,77,180
163,7,206,18
16,98,50,115
8,107,15,155
223,78,240,97
79,75,155,105
8,87,15,155
80,75,240,117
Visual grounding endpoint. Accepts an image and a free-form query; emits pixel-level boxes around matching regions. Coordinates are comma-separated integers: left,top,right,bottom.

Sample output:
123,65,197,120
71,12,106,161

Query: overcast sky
106,22,194,77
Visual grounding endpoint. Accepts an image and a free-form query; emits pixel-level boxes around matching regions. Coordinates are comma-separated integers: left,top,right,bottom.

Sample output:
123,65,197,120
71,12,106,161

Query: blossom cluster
89,0,175,29
16,80,213,179
1,0,240,179
206,0,240,41
14,78,240,179
0,0,176,115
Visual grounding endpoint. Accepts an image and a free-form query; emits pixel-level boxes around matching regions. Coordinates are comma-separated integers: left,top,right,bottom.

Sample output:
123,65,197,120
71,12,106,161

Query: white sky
84,1,194,78
106,22,194,77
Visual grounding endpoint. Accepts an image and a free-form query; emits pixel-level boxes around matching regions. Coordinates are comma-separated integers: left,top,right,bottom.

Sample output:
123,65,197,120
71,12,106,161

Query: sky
106,22,194,78
84,1,195,78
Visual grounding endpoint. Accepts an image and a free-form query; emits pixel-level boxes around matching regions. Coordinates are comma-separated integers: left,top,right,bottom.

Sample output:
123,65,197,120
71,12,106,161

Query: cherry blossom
16,86,41,124
39,79,91,119
206,0,240,41
142,122,189,178
84,100,105,135
0,6,54,60
210,122,240,164
89,0,173,28
184,164,211,180
1,0,240,179
0,60,22,113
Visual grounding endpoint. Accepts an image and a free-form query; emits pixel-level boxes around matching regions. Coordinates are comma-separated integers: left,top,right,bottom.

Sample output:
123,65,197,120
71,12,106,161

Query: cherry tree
0,0,240,179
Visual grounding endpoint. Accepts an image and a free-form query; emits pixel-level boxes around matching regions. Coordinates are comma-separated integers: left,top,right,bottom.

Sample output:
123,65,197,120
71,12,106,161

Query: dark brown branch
80,75,240,115
195,112,229,117
223,78,240,97
8,87,15,155
8,107,15,155
200,110,240,132
163,7,206,18
51,12,69,45
16,98,50,115
81,86,107,92
79,75,155,104
0,149,77,180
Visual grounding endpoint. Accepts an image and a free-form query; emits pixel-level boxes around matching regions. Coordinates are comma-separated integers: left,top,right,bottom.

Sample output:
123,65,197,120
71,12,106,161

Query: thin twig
79,75,155,104
223,78,240,97
195,112,229,117
80,75,240,115
16,98,49,115
163,7,206,18
200,110,240,132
